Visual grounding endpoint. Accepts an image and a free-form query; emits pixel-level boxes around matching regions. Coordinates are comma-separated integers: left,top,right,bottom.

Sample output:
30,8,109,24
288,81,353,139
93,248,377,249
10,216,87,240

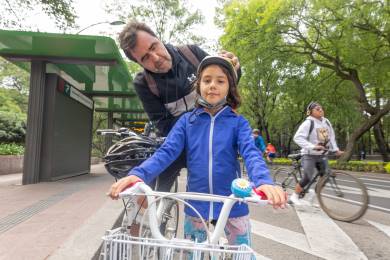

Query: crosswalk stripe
250,219,323,258
359,177,390,184
295,205,367,260
253,252,271,260
367,220,390,238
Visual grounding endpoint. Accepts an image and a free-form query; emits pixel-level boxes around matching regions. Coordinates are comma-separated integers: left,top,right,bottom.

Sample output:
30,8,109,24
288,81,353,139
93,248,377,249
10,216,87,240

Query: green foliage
105,0,206,45
0,85,28,143
273,158,386,173
385,163,390,174
0,0,76,30
0,111,26,143
0,143,24,155
272,158,292,165
0,58,30,94
91,112,108,158
0,87,29,114
219,0,389,158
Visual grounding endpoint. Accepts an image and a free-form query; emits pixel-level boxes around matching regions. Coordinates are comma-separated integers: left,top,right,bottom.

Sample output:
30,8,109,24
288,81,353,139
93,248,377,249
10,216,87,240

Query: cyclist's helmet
252,128,260,134
306,101,321,115
104,135,163,179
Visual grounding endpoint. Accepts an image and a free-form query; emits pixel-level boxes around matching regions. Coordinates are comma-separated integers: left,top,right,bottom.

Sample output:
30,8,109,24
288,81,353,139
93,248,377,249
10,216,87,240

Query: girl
108,56,286,246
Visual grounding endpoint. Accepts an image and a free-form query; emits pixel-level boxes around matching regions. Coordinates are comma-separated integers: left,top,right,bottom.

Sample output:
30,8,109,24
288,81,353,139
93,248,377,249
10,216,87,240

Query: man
291,101,344,205
118,21,240,191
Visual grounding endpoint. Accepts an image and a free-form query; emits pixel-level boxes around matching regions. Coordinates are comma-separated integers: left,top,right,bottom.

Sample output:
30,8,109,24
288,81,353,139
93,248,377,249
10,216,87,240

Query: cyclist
118,21,241,192
108,56,286,247
291,101,344,205
252,129,266,154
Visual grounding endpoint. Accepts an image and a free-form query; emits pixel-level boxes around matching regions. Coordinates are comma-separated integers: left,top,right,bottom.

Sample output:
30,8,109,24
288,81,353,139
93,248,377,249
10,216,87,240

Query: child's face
199,65,229,106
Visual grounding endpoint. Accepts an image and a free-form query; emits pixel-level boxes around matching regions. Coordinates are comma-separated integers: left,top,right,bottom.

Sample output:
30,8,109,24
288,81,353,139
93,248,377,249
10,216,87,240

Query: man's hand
107,175,143,200
313,145,326,151
335,150,344,156
256,184,287,209
219,50,240,71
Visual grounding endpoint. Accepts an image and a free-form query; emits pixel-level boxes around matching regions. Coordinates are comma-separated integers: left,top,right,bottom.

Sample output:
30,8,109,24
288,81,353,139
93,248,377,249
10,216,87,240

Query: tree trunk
340,106,390,161
373,122,389,162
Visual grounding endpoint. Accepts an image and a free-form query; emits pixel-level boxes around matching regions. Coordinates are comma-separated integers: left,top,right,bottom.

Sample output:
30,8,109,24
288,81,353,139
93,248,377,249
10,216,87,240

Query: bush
274,157,386,173
384,163,390,174
0,143,24,155
0,111,26,143
273,158,291,165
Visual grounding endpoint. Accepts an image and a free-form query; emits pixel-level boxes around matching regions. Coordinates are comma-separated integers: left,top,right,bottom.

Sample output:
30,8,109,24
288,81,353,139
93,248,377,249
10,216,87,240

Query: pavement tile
0,164,120,260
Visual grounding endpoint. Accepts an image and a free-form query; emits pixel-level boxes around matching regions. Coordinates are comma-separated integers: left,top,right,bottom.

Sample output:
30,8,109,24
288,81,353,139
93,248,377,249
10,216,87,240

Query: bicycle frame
119,182,268,245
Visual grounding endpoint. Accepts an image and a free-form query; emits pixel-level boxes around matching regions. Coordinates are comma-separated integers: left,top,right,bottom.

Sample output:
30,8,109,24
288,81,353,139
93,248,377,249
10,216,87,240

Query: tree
0,87,27,143
1,0,77,30
0,58,30,94
220,0,389,161
104,0,205,44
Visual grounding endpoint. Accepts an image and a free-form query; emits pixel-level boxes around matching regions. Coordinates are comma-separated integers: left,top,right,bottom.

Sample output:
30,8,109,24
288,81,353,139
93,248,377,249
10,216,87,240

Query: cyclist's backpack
307,119,331,140
143,45,200,97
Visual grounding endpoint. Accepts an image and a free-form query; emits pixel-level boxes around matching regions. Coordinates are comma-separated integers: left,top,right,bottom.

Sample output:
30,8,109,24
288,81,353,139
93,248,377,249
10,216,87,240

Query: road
177,170,390,259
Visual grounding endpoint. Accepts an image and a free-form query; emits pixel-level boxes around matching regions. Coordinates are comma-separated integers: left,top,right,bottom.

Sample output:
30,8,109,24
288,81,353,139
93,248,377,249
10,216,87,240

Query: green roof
0,29,147,121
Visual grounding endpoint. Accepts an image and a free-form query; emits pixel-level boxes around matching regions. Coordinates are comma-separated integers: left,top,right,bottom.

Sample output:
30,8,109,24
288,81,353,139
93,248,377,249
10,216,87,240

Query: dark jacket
130,106,273,219
133,44,209,136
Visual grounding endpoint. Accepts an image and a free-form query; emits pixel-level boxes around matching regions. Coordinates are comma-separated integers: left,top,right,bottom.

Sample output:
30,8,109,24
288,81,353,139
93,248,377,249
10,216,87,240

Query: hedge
0,143,24,155
272,158,388,173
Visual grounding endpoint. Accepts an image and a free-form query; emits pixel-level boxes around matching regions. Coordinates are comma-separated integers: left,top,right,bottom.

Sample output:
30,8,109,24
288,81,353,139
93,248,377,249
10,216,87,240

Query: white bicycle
100,179,268,260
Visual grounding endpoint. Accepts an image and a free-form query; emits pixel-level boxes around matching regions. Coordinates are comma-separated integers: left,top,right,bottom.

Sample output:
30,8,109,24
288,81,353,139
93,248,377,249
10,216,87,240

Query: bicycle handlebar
119,180,268,244
97,128,137,137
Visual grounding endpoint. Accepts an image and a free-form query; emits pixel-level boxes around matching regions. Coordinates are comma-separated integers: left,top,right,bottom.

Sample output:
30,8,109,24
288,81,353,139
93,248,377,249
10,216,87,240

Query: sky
30,0,223,53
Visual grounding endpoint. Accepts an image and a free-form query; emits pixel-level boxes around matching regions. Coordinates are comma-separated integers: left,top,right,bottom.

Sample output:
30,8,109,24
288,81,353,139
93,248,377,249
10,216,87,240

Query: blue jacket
254,136,266,153
130,106,273,219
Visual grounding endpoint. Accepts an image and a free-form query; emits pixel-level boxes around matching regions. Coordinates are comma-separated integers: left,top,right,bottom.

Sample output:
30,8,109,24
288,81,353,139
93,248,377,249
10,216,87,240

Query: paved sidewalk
0,164,123,260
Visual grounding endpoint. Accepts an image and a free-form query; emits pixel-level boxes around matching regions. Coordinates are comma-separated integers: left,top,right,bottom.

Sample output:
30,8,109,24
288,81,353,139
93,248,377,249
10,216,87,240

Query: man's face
129,31,172,73
311,105,324,118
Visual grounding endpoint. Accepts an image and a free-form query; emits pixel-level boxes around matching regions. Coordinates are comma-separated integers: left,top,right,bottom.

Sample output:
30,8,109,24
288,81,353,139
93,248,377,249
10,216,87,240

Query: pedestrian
252,129,266,154
291,101,344,205
118,21,241,191
108,56,286,247
265,143,276,163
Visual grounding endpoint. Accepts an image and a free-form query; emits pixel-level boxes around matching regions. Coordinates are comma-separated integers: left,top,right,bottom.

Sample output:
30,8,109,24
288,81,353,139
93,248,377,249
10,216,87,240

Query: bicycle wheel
273,167,298,191
317,171,369,222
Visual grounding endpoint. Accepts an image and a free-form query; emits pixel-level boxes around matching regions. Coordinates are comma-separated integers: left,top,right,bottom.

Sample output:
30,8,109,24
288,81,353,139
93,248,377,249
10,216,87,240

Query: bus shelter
0,29,147,184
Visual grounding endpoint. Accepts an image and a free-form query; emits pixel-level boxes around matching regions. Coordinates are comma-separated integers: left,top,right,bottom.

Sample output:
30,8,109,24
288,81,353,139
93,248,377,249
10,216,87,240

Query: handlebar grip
252,188,268,200
118,180,144,198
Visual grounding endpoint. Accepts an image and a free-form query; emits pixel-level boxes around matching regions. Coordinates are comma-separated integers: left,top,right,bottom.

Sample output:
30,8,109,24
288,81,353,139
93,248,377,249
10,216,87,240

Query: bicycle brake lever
252,188,268,200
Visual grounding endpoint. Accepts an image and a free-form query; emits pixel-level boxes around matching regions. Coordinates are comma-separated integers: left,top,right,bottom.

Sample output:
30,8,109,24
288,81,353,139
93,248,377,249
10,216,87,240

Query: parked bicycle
100,179,269,259
97,127,179,240
272,154,369,222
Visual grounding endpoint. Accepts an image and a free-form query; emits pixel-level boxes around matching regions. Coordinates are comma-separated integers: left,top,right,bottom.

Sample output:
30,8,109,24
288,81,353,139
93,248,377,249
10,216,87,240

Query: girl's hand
107,175,143,200
256,184,287,209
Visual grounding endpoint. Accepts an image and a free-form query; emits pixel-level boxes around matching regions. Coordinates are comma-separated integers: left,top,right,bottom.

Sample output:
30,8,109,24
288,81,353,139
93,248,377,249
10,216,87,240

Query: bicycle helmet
104,134,164,179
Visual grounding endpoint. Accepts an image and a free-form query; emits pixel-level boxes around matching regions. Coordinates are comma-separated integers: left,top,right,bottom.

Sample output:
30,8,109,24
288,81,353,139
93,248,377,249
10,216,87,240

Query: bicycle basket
101,232,254,260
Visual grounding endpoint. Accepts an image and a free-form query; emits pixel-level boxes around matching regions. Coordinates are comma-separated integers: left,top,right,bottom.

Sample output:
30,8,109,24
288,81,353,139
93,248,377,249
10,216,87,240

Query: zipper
208,116,215,221
207,106,228,221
